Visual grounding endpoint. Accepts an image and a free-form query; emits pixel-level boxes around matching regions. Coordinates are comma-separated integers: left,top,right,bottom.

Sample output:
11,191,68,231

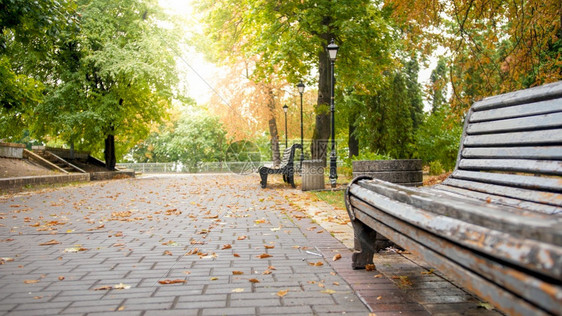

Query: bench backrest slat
470,98,562,122
450,81,562,207
467,112,562,134
461,146,562,160
279,145,299,169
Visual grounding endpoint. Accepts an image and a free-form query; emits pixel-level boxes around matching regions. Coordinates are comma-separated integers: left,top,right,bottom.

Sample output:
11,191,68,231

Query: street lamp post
327,39,339,188
297,81,305,171
283,104,289,148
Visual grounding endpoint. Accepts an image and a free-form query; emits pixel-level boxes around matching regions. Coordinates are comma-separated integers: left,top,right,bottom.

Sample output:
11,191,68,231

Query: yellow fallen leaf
210,277,218,281
158,279,186,285
332,254,342,261
262,270,272,275
39,239,60,246
24,279,39,284
113,283,131,289
421,269,435,275
321,289,336,294
276,289,288,297
232,288,244,293
232,271,244,275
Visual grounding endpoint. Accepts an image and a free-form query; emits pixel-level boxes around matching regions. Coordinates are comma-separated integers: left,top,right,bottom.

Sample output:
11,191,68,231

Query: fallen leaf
232,271,244,275
377,296,382,300
268,265,276,270
374,274,383,278
478,302,494,310
94,285,112,291
222,244,232,250
117,306,125,311
58,276,65,281
64,247,88,253
237,235,247,240
262,270,272,275
113,283,131,290
210,277,218,281
264,245,275,249
233,253,240,257
276,289,288,297
332,254,342,261
24,279,39,284
248,278,260,283
421,269,435,275
33,296,42,299
163,250,173,256
39,239,60,246
158,279,186,285
365,264,376,271
257,253,272,259
321,289,336,294
232,288,244,293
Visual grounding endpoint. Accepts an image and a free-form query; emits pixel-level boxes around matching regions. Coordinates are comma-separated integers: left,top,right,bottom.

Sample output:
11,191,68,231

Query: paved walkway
0,174,498,315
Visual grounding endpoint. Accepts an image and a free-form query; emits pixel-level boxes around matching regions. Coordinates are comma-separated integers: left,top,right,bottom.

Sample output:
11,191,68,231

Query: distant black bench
259,144,302,188
345,82,562,316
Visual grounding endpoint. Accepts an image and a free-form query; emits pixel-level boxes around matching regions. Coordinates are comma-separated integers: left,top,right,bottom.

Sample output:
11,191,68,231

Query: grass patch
309,190,346,210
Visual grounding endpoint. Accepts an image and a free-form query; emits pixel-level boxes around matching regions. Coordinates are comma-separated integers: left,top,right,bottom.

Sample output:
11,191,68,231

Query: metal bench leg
351,219,377,269
259,168,268,188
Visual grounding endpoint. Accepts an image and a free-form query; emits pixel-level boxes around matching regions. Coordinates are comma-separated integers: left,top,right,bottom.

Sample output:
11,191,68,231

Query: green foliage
0,0,77,140
413,106,462,172
347,57,424,160
428,161,444,176
340,149,392,177
31,0,180,166
128,109,227,171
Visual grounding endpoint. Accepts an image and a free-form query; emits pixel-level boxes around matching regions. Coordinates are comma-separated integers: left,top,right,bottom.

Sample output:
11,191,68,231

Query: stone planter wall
352,159,423,187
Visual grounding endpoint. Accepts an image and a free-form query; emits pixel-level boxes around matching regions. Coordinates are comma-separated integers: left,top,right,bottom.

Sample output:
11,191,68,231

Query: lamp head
297,81,305,94
283,104,288,113
327,38,339,61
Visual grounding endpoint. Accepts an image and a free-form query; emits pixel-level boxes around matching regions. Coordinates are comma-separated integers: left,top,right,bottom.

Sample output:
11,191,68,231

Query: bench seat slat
458,158,562,176
470,98,562,122
349,197,561,315
431,184,561,215
472,81,562,111
349,185,562,279
464,129,562,147
443,178,562,208
450,170,562,195
461,146,562,160
357,180,562,240
467,112,562,134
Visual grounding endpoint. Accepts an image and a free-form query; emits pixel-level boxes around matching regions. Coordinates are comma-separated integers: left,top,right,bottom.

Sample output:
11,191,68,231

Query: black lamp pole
283,104,288,148
327,39,339,188
297,81,305,170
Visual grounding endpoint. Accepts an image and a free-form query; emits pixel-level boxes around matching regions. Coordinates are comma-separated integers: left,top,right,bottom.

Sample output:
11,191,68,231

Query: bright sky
159,0,218,105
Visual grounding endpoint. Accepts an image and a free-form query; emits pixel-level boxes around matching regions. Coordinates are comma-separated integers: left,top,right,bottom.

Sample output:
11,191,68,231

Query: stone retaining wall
0,174,91,191
0,143,25,159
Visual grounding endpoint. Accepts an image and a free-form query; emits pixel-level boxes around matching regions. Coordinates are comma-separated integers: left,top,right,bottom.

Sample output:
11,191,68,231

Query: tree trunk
266,87,281,167
104,127,116,171
348,113,359,159
311,35,332,162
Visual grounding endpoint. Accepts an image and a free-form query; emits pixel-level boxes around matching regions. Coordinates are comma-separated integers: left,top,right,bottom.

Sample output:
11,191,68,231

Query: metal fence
118,161,268,174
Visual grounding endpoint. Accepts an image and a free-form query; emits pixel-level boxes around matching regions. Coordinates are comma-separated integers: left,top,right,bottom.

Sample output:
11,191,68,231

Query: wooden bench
258,144,302,188
345,82,562,316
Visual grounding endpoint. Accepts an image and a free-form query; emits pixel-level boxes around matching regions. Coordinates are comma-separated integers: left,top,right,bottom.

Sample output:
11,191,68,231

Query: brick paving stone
0,173,501,315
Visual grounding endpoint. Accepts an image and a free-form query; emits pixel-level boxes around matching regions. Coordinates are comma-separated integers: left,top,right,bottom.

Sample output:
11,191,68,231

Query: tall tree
385,0,562,116
196,0,395,160
33,0,179,169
